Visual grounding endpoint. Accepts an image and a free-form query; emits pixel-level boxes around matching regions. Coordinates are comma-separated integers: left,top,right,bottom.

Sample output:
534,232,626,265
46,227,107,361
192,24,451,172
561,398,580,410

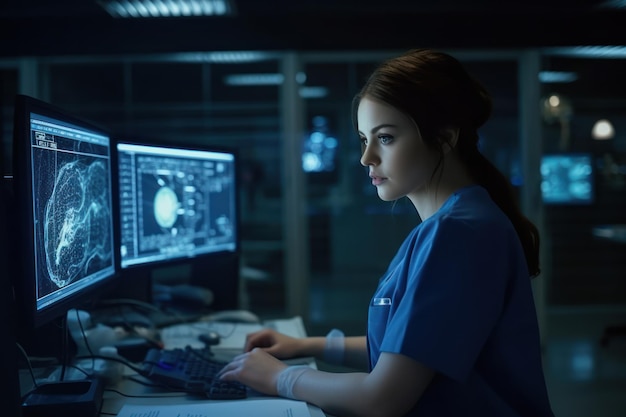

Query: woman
219,48,554,417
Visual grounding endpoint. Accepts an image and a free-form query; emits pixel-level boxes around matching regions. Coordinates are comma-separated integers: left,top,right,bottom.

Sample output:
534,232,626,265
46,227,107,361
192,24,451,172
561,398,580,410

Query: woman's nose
360,144,378,167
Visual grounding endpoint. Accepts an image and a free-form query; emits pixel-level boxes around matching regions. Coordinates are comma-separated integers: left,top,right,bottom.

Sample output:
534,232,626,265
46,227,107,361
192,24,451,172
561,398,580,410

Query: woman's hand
244,329,304,359
218,347,288,396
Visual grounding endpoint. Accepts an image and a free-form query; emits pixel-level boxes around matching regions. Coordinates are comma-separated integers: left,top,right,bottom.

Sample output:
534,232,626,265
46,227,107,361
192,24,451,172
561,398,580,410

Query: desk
99,316,326,417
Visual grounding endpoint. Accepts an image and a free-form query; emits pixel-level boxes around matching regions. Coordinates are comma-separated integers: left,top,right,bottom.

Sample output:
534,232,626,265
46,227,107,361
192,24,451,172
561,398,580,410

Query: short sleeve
378,216,514,382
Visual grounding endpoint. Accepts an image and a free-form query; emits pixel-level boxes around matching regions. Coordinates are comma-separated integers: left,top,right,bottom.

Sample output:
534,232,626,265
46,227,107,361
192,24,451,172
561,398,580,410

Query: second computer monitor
116,141,238,270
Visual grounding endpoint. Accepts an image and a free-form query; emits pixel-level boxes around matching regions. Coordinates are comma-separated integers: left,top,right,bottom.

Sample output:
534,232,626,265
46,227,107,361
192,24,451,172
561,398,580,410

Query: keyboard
139,346,247,399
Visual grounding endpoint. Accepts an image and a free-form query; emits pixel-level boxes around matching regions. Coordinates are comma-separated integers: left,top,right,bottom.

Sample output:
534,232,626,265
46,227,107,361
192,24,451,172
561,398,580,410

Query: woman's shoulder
415,190,513,246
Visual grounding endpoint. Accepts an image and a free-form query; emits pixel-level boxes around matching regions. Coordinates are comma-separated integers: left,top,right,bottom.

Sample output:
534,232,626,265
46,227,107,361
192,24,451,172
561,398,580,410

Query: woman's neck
408,156,476,221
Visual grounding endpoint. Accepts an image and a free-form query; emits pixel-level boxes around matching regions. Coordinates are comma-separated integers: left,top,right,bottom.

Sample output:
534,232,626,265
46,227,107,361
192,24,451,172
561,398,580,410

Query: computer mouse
198,331,220,346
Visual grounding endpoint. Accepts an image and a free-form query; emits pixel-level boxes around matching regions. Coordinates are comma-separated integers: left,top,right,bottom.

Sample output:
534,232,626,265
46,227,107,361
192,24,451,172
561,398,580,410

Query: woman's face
357,97,440,202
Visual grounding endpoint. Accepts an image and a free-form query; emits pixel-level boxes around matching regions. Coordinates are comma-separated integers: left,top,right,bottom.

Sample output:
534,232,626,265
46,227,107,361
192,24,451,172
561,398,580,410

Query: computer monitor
540,152,595,205
11,94,117,332
113,138,240,310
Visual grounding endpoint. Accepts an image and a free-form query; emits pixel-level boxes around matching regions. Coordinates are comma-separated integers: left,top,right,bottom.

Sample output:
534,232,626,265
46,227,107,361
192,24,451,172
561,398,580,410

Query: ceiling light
545,46,626,58
171,51,275,63
599,0,626,9
542,93,573,120
592,119,615,140
224,74,285,86
98,0,235,18
538,71,578,83
299,87,328,98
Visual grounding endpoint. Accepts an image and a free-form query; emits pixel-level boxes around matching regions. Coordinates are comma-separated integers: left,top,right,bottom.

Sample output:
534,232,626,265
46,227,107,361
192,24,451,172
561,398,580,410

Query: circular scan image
154,186,179,228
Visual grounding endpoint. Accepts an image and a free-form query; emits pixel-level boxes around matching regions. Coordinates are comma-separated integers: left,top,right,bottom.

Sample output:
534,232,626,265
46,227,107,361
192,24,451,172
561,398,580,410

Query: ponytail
464,145,541,277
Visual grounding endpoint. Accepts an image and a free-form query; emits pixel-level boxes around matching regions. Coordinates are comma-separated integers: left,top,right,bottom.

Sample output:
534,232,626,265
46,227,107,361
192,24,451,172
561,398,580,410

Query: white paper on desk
115,398,312,417
160,322,265,350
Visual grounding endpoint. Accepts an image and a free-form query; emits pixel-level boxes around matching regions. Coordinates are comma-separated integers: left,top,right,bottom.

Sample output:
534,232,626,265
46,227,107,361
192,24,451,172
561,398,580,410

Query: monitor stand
18,316,78,361
189,252,240,311
21,377,105,417
19,317,105,417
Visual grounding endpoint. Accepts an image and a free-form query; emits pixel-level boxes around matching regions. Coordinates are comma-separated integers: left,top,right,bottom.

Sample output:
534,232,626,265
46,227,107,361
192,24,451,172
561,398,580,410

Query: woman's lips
370,175,387,186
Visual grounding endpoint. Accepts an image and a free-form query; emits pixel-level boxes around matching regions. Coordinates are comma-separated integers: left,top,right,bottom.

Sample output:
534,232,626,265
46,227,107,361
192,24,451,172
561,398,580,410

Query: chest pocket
369,296,392,330
368,294,393,369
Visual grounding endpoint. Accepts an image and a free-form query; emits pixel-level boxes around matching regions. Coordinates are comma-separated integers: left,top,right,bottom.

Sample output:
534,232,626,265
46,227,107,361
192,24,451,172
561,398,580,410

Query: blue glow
538,71,578,83
99,0,233,18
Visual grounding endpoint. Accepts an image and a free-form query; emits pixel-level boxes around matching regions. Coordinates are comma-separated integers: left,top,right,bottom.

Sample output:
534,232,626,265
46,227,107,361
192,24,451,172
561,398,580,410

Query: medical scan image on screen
117,143,237,268
30,115,115,306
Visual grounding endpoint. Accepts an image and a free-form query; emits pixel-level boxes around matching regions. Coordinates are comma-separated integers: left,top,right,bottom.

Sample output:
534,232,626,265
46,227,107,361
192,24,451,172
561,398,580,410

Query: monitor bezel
11,94,118,329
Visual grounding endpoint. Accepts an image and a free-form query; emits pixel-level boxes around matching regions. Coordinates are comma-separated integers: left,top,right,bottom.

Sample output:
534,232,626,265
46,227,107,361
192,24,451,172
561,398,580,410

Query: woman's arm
292,352,434,417
220,349,434,417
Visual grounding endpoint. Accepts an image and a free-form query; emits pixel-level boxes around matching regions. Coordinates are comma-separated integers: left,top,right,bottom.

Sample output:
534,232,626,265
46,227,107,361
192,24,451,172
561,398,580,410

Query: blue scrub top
367,185,554,417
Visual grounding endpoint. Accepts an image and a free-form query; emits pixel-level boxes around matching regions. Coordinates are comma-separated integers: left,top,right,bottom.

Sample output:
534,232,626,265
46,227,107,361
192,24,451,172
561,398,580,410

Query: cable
59,316,69,381
91,298,199,333
16,342,40,390
188,320,239,340
68,364,91,378
74,308,96,370
74,354,145,375
95,298,162,313
98,385,188,415
123,368,196,393
104,387,187,398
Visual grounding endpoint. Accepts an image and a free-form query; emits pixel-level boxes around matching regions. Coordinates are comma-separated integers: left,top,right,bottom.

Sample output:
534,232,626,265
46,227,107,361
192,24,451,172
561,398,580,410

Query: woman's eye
359,136,368,145
378,135,393,145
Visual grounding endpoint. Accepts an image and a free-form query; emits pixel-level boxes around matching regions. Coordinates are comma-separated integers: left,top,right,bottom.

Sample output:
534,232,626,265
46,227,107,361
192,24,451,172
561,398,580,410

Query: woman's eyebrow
358,124,396,136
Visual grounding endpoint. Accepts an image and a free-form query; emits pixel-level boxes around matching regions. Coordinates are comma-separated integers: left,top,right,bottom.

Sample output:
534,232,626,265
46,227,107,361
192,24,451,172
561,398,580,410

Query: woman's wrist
276,365,312,399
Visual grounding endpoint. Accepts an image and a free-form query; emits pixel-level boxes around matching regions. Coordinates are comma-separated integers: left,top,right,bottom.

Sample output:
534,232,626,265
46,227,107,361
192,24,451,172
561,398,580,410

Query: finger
217,360,240,378
216,362,233,377
218,367,233,379
217,354,245,375
245,333,271,350
243,340,255,352
230,352,249,362
244,335,260,351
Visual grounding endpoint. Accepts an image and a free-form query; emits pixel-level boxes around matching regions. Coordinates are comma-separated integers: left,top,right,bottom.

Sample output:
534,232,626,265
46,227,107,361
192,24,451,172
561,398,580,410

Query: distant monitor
11,94,117,329
540,152,594,205
302,115,339,186
115,141,238,269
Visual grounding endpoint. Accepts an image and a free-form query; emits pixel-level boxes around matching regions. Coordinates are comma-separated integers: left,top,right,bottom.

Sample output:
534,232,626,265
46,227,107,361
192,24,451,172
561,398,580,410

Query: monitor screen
540,152,595,205
11,94,117,329
115,141,238,269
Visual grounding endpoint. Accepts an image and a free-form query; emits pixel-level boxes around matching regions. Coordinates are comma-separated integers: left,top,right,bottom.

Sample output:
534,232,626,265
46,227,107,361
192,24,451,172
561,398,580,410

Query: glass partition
540,49,626,307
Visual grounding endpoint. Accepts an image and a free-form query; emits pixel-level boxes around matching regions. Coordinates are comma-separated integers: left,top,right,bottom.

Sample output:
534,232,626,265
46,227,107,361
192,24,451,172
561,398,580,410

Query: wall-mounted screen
540,152,594,205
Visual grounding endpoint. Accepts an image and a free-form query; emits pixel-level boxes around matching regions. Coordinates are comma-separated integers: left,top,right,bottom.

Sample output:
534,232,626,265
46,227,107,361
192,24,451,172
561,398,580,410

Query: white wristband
276,366,311,399
323,328,345,365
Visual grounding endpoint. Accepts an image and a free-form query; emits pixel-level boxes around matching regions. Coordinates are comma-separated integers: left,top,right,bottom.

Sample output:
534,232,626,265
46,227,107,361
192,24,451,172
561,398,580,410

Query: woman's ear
439,127,460,154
